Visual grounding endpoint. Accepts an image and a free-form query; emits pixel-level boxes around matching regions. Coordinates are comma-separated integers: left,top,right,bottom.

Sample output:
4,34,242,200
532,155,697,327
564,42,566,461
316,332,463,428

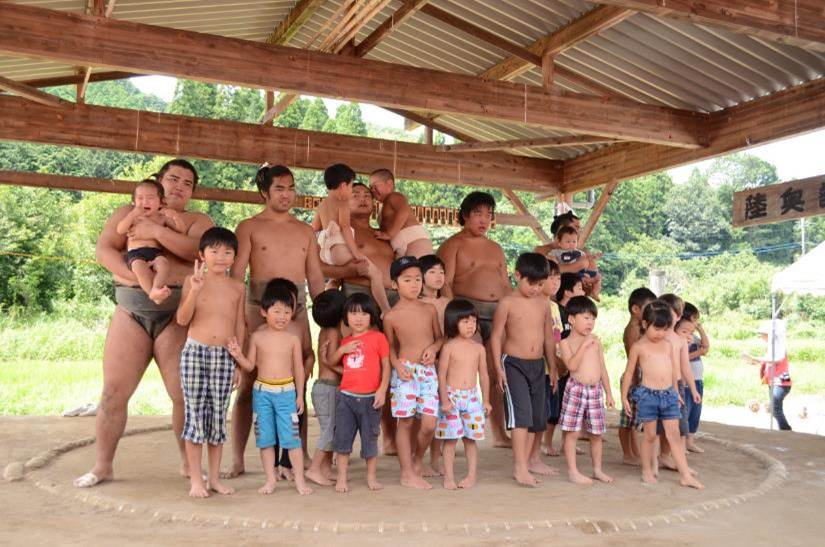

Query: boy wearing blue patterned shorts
384,256,443,490
227,280,313,496
176,227,245,498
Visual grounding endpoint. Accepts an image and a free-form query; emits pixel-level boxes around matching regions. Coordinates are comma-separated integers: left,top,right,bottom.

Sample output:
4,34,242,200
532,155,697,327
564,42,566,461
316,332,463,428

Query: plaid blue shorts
180,337,236,445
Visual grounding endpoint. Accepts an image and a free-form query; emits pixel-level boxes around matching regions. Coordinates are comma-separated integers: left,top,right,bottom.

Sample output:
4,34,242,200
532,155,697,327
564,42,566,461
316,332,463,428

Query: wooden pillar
541,52,555,89
578,179,619,246
424,126,433,145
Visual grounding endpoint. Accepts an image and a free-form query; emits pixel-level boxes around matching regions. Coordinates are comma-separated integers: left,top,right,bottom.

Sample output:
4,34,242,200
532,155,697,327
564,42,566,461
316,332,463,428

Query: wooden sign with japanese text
732,175,825,228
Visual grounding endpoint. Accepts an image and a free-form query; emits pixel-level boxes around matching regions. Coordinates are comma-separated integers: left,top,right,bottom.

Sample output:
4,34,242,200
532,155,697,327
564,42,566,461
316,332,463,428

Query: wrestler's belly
452,271,505,301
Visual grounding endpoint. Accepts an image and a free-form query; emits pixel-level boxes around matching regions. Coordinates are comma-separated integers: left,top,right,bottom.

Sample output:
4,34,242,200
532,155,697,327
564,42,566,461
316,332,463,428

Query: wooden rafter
0,95,561,192
503,188,551,244
24,71,134,88
352,0,431,57
578,179,619,246
0,3,707,148
76,66,92,103
438,136,618,153
598,1,825,52
0,75,72,109
562,77,825,193
266,0,325,46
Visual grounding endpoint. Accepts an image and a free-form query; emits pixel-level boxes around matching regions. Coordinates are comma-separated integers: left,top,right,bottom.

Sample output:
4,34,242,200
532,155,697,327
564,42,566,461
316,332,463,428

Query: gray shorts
333,391,381,459
311,379,339,452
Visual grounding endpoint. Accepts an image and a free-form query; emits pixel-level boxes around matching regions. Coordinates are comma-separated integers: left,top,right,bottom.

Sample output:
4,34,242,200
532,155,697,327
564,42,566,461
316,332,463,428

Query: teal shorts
252,383,301,450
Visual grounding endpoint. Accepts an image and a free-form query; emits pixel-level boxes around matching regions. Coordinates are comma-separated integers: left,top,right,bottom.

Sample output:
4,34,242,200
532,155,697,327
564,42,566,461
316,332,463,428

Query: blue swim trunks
252,380,301,450
633,385,681,424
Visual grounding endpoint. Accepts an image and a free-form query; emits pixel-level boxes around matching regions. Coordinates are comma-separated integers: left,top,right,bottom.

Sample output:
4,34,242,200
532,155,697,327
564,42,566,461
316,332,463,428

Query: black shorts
125,247,163,270
502,355,546,433
333,392,381,459
546,373,569,425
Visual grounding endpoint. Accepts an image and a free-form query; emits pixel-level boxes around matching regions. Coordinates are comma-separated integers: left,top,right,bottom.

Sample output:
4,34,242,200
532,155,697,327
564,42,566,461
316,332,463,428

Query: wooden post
503,188,551,244
578,179,619,246
424,126,433,145
541,52,555,89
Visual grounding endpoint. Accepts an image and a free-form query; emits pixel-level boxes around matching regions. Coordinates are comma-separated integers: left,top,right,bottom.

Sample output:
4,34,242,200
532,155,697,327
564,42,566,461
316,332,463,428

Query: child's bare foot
279,466,294,481
305,469,334,486
208,479,235,495
689,466,699,476
189,479,210,498
335,478,349,493
443,478,458,490
367,477,383,491
149,286,171,304
641,471,658,484
219,462,244,479
541,445,560,457
513,470,538,487
660,454,677,471
401,475,433,490
575,446,585,455
422,464,442,477
528,459,559,476
593,470,614,483
567,470,593,485
687,443,705,453
382,442,398,456
458,475,477,489
680,476,705,490
494,437,513,448
258,480,277,495
622,455,641,466
295,483,314,495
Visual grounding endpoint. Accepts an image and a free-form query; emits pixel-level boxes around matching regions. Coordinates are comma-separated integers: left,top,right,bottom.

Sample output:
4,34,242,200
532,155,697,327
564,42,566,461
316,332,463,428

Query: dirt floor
1,413,824,546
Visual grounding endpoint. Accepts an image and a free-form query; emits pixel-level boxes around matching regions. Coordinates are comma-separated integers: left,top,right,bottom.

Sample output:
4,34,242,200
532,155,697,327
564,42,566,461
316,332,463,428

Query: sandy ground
1,413,824,546
704,394,825,436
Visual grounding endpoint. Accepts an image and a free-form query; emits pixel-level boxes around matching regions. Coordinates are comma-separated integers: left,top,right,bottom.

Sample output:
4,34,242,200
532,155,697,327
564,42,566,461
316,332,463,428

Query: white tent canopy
771,241,825,296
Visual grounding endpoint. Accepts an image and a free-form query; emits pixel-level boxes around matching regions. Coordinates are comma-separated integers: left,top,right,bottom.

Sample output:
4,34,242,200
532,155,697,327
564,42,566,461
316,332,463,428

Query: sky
131,75,825,184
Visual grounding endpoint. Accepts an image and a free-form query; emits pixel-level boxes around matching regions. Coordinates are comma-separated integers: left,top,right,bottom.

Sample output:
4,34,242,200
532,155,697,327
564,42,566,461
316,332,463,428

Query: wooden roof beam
0,74,73,109
0,3,705,147
562,77,825,193
597,1,825,52
266,0,325,45
0,95,561,192
351,0,431,57
439,136,619,153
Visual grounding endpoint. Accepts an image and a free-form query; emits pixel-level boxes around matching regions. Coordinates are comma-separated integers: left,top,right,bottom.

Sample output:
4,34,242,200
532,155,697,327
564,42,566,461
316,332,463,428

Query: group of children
117,162,710,498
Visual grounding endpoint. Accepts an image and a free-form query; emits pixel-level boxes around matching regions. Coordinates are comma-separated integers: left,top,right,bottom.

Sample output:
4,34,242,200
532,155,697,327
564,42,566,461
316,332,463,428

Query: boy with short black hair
384,256,443,489
678,303,709,453
369,168,433,258
175,227,245,498
618,287,657,465
558,296,614,485
548,226,602,300
491,252,555,486
226,279,313,496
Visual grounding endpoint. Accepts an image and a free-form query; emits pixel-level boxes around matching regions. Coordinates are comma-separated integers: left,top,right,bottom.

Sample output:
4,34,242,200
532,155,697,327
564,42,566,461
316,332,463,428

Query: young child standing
618,287,657,466
558,296,614,485
548,226,602,300
329,293,391,493
226,280,313,496
369,168,434,258
305,289,347,487
436,299,491,490
117,178,186,304
621,301,704,489
680,301,709,453
175,227,245,498
491,252,555,487
384,256,443,490
313,163,390,313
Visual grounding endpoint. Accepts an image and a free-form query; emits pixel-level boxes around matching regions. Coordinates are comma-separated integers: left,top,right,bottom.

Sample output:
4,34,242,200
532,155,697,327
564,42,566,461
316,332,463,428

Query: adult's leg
511,428,536,486
76,306,152,486
772,386,792,431
485,339,510,447
154,320,189,476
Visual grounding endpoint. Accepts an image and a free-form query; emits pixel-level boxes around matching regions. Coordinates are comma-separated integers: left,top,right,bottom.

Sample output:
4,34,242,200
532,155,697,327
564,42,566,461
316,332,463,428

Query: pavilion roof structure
0,0,824,213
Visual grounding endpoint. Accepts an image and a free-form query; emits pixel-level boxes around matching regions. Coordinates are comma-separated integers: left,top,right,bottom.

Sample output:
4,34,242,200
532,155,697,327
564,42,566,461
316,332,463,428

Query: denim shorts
633,385,680,424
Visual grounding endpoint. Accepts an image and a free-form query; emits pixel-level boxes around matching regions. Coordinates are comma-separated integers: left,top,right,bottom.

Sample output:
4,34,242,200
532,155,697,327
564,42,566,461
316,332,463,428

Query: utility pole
801,217,807,254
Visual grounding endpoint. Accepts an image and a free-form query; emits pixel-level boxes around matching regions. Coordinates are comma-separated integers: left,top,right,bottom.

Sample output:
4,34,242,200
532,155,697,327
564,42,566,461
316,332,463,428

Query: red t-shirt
338,329,389,395
760,357,792,387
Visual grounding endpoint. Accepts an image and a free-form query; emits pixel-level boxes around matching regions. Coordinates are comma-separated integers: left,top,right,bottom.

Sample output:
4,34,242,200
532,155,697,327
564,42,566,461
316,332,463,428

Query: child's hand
441,400,454,414
160,207,180,221
352,250,367,262
296,396,305,415
483,402,492,416
373,392,386,409
319,341,330,364
678,393,685,406
232,367,241,391
692,392,701,404
226,336,242,359
549,372,558,393
605,395,615,409
421,347,436,366
340,340,362,354
396,363,413,381
374,230,391,241
495,369,506,391
190,259,206,292
622,398,631,417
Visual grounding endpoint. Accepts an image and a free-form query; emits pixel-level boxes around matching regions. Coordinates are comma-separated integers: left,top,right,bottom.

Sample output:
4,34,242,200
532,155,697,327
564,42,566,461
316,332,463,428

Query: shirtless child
116,179,186,304
491,252,556,486
313,163,390,313
369,168,434,258
226,280,313,496
621,301,704,489
175,227,245,498
558,296,614,485
306,289,347,486
384,256,443,489
619,288,657,466
436,299,491,490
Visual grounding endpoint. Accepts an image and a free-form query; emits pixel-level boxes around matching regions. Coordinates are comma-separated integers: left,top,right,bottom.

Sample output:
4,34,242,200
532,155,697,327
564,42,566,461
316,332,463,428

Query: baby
548,226,602,300
369,168,434,258
116,178,185,304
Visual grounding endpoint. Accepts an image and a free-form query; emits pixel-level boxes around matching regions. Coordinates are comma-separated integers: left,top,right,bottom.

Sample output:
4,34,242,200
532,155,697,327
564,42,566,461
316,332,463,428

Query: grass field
1,302,823,415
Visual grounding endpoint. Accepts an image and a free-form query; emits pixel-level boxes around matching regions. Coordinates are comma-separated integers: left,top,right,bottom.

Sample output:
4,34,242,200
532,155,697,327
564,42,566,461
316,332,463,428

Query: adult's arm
230,219,252,281
437,238,458,298
304,226,326,300
496,245,511,293
96,205,137,281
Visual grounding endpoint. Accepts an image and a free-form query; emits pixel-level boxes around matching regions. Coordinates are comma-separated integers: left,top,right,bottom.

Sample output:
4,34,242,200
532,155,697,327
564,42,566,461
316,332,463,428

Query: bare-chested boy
558,296,614,485
227,280,313,496
621,301,704,489
619,287,657,466
175,227,245,498
439,191,512,447
225,164,324,478
369,168,434,258
491,252,555,486
384,256,443,489
116,178,186,304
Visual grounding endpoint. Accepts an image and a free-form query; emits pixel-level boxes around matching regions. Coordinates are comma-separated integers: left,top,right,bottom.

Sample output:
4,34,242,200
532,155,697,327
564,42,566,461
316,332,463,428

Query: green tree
664,169,731,253
300,98,329,131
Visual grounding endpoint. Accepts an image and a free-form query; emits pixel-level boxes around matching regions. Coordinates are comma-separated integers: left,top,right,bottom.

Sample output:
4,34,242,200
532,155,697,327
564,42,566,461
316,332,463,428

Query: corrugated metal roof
2,0,824,161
